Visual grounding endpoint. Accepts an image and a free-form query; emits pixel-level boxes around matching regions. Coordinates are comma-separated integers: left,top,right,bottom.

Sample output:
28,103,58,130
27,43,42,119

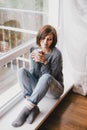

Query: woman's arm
41,51,63,78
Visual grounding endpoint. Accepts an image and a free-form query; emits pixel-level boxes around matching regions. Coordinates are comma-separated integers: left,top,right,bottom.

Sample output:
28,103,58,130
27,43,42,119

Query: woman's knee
17,68,26,78
41,73,52,83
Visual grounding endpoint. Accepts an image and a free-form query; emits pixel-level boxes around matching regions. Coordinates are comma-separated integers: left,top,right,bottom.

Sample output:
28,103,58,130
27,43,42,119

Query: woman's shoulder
52,47,62,56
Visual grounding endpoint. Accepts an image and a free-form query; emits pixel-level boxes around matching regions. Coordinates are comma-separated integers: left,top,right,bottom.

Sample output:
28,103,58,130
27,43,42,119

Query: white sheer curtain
59,0,87,95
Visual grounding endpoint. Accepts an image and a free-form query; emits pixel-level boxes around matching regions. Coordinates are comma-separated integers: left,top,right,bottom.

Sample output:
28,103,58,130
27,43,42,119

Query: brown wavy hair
36,25,57,48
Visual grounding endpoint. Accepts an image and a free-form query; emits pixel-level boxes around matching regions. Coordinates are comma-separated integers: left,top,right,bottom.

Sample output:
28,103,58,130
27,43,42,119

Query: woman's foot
12,107,31,127
26,106,40,124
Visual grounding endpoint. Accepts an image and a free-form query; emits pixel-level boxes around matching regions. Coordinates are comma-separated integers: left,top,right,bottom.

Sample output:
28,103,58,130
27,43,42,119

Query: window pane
0,1,48,53
0,8,48,31
0,0,48,12
0,31,35,52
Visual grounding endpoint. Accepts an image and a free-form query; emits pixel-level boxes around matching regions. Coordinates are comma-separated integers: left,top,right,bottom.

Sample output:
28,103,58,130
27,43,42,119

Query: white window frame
0,8,48,117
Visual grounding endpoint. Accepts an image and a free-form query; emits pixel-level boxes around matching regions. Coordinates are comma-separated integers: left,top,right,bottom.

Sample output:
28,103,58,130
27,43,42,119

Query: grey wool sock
12,107,31,127
26,106,40,124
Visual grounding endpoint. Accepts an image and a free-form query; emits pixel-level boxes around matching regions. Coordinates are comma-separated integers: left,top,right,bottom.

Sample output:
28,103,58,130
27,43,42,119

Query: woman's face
40,33,53,52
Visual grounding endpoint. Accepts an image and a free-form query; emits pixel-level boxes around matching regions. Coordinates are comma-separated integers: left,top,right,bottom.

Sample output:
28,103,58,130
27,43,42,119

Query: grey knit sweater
29,47,64,88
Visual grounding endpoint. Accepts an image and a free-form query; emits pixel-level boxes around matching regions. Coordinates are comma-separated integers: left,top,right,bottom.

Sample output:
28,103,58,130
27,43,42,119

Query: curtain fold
59,0,87,95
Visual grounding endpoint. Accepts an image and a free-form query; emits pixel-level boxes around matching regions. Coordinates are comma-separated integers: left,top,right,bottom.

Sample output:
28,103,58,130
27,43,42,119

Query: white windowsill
0,85,73,130
0,83,22,117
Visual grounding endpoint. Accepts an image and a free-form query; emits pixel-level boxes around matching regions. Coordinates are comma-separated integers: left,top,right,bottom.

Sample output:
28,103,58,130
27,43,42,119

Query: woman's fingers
31,51,45,63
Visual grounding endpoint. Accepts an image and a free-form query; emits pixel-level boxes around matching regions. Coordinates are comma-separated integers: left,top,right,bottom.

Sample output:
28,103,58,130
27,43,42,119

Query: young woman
12,25,64,127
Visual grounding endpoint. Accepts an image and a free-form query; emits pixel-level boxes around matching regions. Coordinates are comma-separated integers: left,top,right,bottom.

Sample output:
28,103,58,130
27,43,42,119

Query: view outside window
0,0,48,52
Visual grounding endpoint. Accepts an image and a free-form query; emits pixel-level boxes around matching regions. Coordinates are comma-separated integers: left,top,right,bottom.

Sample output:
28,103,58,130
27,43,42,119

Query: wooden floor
39,90,87,130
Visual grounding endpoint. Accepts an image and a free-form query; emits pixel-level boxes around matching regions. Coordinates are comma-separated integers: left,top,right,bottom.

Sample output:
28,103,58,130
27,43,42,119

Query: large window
0,0,49,117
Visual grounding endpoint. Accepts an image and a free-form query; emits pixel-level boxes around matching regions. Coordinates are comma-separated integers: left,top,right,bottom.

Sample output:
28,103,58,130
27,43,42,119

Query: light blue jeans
17,68,64,105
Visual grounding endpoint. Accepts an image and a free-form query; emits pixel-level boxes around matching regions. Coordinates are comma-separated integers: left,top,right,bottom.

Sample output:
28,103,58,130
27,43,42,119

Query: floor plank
39,90,87,130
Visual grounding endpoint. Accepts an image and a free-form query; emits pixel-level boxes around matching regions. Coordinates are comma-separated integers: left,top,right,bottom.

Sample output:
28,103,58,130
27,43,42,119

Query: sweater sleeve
40,50,63,79
51,53,63,78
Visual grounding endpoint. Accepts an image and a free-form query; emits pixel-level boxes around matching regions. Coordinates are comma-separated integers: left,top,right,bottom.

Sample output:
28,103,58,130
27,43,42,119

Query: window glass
0,1,48,52
0,0,48,12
